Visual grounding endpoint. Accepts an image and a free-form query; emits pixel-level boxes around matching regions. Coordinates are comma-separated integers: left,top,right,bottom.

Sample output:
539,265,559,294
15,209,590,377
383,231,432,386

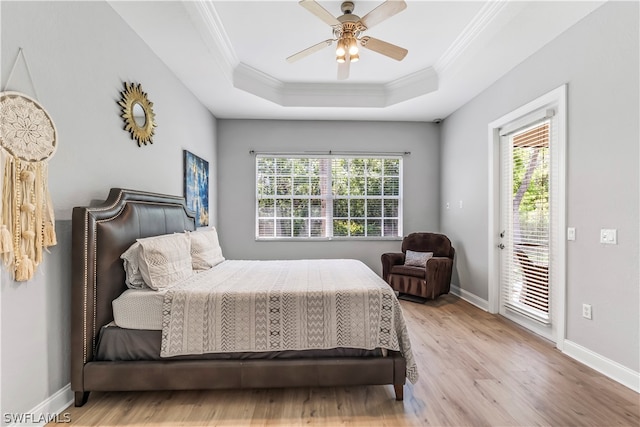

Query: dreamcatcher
0,90,57,281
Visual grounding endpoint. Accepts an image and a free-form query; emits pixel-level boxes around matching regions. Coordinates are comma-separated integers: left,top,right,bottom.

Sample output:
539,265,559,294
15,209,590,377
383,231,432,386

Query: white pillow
404,250,434,268
120,242,148,289
189,227,225,271
136,233,194,290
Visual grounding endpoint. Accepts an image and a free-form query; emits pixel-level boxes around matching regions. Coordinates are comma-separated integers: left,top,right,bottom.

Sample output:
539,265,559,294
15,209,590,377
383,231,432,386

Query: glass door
499,120,551,327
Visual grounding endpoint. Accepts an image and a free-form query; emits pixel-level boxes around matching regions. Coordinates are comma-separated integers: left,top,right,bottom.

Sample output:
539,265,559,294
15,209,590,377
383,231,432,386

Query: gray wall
440,1,639,371
1,1,217,419
2,0,637,419
217,120,440,276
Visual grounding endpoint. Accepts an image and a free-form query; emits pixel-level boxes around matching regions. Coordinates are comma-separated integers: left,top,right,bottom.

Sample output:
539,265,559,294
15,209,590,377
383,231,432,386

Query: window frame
255,154,403,241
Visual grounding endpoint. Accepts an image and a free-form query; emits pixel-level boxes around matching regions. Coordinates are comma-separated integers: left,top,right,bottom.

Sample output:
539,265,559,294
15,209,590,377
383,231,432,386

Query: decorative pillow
404,250,434,268
120,242,148,289
188,227,225,271
136,233,194,291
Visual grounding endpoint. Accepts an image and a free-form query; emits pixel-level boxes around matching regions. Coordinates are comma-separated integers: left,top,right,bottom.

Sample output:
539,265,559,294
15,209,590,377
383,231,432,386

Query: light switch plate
567,227,575,241
600,229,617,244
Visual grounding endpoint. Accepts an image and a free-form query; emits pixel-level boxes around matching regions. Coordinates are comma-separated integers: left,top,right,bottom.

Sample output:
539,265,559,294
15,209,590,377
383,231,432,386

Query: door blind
501,119,551,322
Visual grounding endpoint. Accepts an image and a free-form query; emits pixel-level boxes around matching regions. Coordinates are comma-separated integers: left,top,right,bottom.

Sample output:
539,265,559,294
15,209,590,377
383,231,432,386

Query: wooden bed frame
71,188,406,406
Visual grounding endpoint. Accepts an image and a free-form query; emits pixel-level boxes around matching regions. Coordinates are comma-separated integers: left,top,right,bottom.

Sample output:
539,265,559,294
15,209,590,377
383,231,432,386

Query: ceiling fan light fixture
288,0,409,79
336,39,346,57
348,37,359,55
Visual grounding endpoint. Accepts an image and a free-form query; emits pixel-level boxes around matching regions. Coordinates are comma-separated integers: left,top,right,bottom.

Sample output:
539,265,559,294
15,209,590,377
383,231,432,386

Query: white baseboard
563,340,640,393
7,384,73,427
449,286,639,394
449,284,489,311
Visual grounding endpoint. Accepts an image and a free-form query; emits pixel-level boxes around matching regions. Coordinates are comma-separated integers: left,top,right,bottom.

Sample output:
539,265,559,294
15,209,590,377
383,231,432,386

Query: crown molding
434,0,509,75
233,60,437,108
233,62,439,108
234,62,386,107
184,1,239,82
233,62,284,106
385,67,438,106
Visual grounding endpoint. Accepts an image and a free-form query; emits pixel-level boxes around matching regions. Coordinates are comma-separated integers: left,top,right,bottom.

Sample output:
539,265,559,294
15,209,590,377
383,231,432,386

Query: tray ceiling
109,1,605,121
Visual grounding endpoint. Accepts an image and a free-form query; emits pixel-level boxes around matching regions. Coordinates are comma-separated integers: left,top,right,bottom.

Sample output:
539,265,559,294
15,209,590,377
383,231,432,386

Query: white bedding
161,259,419,383
112,288,166,330
112,259,418,383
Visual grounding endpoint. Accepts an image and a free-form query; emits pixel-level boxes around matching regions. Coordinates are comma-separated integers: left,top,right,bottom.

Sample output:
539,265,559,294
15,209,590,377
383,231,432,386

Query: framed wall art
183,150,209,227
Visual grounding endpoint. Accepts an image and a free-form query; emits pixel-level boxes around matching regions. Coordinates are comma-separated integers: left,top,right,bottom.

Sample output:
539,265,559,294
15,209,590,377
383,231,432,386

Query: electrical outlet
600,229,617,244
582,304,592,320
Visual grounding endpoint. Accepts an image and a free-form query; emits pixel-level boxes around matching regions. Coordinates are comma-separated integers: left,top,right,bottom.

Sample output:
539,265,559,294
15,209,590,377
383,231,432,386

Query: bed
71,188,416,407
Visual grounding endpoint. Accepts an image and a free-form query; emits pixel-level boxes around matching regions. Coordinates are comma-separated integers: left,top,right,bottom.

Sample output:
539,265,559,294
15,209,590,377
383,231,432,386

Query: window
256,155,402,239
501,120,551,321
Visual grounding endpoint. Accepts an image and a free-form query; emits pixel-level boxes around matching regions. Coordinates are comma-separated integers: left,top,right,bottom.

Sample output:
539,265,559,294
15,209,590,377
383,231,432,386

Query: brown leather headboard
70,188,196,391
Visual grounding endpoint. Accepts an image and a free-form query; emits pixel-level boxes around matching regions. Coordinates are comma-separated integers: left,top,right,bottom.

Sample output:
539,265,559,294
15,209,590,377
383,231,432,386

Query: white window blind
256,155,402,239
501,119,552,322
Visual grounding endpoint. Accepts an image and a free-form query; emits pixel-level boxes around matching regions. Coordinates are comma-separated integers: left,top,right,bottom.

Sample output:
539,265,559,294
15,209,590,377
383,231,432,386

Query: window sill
255,237,404,242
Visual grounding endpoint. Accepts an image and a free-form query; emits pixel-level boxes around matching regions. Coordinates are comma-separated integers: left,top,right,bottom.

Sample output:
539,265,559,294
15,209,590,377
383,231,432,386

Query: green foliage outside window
257,156,401,238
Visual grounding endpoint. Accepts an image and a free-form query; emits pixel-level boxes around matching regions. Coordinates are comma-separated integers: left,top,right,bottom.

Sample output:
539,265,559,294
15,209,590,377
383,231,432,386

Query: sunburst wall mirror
118,82,156,146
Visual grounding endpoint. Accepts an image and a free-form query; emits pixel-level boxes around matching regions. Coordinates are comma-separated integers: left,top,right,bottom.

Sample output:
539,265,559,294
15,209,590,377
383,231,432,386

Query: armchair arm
381,252,405,283
425,257,454,297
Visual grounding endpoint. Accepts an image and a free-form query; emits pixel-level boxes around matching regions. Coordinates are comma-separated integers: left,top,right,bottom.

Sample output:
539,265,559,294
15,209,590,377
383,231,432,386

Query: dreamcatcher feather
0,91,57,281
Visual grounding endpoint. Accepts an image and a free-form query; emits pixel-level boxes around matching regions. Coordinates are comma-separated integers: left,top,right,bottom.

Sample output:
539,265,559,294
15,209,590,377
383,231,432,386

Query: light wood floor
51,295,639,426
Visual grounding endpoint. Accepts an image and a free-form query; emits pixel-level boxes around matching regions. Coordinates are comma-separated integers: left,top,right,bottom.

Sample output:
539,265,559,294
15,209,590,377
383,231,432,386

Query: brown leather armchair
381,232,455,300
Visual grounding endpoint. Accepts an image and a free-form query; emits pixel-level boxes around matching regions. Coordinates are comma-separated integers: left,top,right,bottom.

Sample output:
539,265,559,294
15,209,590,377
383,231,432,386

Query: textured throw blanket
161,259,418,383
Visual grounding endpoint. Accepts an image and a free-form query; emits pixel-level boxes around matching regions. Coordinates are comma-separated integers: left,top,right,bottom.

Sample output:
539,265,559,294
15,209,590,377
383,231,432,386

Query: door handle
498,244,505,249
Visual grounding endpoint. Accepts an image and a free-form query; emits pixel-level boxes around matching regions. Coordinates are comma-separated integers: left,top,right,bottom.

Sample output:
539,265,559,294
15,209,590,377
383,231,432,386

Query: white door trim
487,84,567,349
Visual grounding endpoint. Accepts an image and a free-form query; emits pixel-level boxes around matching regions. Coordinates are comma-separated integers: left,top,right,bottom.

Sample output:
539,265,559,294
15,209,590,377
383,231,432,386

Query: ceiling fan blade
337,58,350,80
360,36,408,61
299,0,341,27
359,0,406,30
287,39,334,63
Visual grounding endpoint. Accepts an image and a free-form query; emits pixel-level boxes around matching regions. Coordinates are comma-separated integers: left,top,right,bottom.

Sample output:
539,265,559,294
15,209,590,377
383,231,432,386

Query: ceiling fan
286,0,408,80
